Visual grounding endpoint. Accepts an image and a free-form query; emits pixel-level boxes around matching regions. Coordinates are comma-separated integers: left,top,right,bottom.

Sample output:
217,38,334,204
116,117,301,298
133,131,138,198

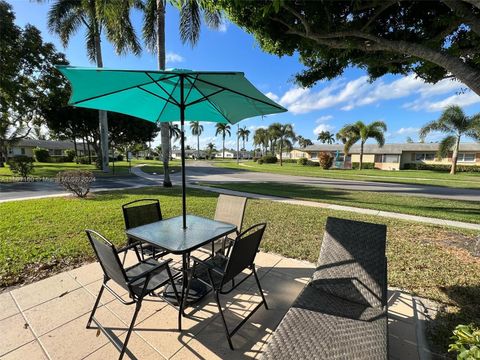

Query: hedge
351,162,375,169
33,148,50,162
403,163,480,173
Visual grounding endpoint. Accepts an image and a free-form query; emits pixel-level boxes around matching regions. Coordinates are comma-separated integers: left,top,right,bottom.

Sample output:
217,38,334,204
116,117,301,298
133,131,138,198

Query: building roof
302,142,480,154
14,139,82,150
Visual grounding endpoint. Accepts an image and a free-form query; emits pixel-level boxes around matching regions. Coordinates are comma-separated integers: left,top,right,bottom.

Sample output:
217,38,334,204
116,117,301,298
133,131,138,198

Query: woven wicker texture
312,217,387,308
261,217,387,360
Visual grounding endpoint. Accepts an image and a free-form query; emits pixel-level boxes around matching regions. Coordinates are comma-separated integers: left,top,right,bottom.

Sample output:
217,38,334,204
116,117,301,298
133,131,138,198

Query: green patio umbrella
56,66,287,228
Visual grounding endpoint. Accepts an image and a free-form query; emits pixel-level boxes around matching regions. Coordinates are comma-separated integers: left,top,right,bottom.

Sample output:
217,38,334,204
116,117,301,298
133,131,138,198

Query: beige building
286,143,480,170
7,139,92,159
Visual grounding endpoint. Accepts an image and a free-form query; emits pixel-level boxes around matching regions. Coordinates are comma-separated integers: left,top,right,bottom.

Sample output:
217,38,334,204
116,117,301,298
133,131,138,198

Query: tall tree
142,0,222,186
190,121,204,159
237,126,251,150
221,1,480,96
317,131,335,144
420,105,480,174
169,123,181,159
338,120,387,170
296,135,313,148
275,123,296,166
47,0,141,172
0,1,68,166
253,128,269,155
215,123,231,159
267,122,282,155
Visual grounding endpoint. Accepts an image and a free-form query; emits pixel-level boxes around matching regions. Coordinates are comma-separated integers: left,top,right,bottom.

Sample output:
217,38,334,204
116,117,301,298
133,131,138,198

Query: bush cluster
403,163,480,172
56,170,95,198
318,152,334,169
7,156,34,178
64,149,76,162
75,156,91,164
33,148,50,162
297,157,308,166
260,155,278,164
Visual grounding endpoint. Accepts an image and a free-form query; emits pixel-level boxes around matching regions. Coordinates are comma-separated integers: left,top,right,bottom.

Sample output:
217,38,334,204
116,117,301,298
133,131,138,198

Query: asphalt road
1,161,480,202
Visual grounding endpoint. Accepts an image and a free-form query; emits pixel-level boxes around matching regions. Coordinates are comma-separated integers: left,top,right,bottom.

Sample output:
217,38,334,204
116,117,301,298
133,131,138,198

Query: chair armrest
126,258,173,285
117,241,142,253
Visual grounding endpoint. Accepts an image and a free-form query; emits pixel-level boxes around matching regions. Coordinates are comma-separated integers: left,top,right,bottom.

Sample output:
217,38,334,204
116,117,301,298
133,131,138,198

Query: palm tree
297,135,313,148
215,123,231,159
169,123,181,159
253,128,269,156
237,126,251,151
276,124,296,166
337,120,387,170
420,105,480,175
142,0,222,186
206,142,216,159
268,123,282,155
190,121,203,159
317,131,335,144
47,0,141,172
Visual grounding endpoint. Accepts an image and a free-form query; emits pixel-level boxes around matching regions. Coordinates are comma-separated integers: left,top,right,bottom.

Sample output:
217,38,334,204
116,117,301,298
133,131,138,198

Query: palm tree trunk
157,0,171,187
450,135,461,175
280,142,283,166
94,30,109,172
73,137,78,163
359,141,364,170
222,134,225,159
197,134,200,159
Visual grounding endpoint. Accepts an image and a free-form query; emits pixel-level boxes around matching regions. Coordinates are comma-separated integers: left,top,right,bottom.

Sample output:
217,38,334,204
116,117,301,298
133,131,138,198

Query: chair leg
87,284,105,328
119,300,142,360
253,267,268,310
214,290,234,350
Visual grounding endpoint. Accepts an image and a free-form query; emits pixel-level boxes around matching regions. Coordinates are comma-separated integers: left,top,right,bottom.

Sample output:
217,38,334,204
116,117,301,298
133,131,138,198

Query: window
375,154,400,163
310,152,318,159
458,153,475,162
415,152,436,161
21,148,26,155
53,149,62,156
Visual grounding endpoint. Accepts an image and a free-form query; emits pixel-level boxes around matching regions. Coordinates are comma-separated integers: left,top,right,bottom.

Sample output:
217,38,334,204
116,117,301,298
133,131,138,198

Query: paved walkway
0,251,432,360
132,166,480,231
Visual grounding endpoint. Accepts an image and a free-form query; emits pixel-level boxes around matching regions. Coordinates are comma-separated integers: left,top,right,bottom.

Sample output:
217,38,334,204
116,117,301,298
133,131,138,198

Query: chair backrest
85,230,129,291
214,194,247,233
122,199,162,230
223,223,266,284
312,217,387,308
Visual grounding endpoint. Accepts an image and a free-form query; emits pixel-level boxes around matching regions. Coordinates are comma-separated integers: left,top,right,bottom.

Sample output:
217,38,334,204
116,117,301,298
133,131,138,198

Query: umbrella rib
193,77,286,111
185,88,225,107
184,74,199,104
145,72,180,106
155,76,182,122
187,79,233,124
137,86,179,106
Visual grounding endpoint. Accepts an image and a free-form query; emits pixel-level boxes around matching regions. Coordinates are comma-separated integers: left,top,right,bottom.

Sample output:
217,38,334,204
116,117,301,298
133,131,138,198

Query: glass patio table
125,214,236,330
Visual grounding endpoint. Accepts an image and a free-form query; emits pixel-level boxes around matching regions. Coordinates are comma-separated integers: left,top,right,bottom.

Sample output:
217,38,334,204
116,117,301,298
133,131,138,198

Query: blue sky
9,0,480,150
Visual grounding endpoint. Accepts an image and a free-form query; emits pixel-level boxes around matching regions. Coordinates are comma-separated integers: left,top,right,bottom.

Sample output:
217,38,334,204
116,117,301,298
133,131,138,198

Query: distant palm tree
338,120,387,170
276,124,296,166
237,126,251,150
420,105,480,174
253,128,269,156
206,141,216,159
215,123,231,159
268,123,282,155
297,135,313,148
190,121,204,159
169,124,181,159
141,0,222,185
317,131,335,144
47,0,141,172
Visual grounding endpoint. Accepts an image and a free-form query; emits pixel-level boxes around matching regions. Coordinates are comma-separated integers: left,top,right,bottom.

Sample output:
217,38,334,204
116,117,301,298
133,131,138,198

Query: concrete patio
1,251,429,359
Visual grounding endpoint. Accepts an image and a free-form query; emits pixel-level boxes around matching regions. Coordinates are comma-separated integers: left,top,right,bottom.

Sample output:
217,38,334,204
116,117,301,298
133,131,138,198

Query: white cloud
395,127,420,135
165,52,184,64
273,73,479,114
265,92,279,102
316,115,333,123
313,123,334,135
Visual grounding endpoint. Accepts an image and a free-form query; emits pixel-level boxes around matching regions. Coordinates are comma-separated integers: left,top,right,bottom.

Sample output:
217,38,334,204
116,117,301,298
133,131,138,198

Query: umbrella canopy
57,66,287,228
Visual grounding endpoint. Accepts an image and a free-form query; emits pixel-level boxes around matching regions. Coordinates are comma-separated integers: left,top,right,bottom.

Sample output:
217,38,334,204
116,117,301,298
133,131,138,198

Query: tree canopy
221,0,480,95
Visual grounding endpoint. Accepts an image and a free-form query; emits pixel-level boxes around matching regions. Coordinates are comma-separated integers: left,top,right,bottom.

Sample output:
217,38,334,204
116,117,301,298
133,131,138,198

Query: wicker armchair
261,217,388,360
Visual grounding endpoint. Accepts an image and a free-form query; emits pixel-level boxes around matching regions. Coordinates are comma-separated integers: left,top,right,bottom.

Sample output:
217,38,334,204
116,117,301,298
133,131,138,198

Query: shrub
64,149,76,162
448,324,480,359
257,158,264,164
318,152,333,169
307,160,320,166
403,163,480,173
261,155,278,164
8,156,34,179
56,170,95,198
116,154,124,161
351,162,375,169
297,157,308,166
33,148,50,162
252,157,259,162
75,156,91,164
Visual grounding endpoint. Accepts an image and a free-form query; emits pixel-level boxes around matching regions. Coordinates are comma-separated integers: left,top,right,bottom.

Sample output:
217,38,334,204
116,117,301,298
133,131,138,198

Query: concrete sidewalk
1,251,432,360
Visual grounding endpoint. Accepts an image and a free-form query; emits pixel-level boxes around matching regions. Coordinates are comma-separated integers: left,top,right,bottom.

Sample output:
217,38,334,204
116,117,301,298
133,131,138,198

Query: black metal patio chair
122,199,168,261
191,223,268,350
85,229,180,360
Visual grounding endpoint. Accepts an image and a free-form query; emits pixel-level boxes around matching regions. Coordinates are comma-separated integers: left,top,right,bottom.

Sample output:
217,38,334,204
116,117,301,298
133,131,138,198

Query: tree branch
462,0,480,11
441,0,480,37
360,1,397,31
282,4,311,35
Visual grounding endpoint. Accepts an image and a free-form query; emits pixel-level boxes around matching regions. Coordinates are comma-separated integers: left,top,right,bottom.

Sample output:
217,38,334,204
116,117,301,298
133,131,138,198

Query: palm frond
47,0,84,47
438,105,467,131
369,120,387,132
142,0,157,53
202,5,222,29
180,0,201,46
369,129,385,147
85,23,97,63
438,135,456,158
419,120,451,138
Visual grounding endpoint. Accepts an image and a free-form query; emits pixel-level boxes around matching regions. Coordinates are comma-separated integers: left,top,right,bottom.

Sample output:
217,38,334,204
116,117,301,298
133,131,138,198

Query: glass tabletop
125,215,236,254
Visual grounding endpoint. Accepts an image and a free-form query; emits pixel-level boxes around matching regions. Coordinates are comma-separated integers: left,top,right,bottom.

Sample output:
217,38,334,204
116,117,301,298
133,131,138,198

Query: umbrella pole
180,76,187,229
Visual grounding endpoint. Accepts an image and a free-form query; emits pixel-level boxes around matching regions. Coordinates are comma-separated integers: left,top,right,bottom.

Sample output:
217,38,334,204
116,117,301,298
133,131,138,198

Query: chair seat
261,284,387,360
193,254,228,289
126,258,179,297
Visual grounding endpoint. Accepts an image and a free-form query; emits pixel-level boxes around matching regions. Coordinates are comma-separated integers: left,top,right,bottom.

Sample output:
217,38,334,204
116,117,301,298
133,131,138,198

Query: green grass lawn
212,160,480,189
0,159,179,180
202,182,480,224
0,186,478,354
